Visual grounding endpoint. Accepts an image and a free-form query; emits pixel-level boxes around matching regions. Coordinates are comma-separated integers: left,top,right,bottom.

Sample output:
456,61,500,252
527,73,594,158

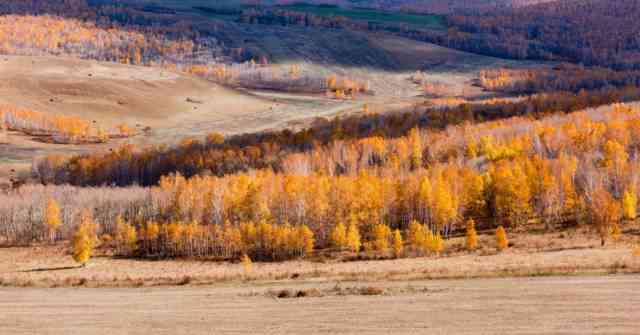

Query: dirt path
1,275,638,334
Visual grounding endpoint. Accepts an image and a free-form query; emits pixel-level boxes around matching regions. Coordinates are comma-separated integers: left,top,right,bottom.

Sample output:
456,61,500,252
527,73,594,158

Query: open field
1,275,638,334
2,227,639,288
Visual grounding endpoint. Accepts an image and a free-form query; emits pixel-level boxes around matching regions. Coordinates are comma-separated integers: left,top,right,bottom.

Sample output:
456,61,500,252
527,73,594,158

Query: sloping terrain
0,55,351,175
0,55,269,129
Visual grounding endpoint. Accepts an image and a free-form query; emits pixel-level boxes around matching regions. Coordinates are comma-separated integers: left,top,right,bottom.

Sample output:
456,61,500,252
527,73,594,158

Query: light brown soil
0,275,638,334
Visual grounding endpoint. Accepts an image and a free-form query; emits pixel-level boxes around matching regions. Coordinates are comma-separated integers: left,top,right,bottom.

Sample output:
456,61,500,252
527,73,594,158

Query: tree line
238,0,640,70
479,64,640,95
4,102,640,258
1,105,134,144
33,85,640,186
447,0,640,69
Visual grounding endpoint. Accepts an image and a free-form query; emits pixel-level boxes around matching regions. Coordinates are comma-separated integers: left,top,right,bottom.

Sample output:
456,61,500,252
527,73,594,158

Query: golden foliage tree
465,219,478,251
115,215,137,255
72,209,97,266
407,220,426,253
622,189,637,220
43,198,61,242
408,127,422,170
589,188,622,246
431,175,457,233
346,220,361,253
393,229,403,258
330,221,347,250
496,225,508,251
372,223,391,254
492,162,532,227
610,222,622,242
300,224,315,256
423,230,444,254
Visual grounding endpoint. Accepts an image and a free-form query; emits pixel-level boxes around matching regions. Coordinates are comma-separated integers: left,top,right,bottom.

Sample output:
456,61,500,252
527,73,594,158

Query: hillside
0,55,342,175
1,1,640,333
447,0,640,69
0,5,542,178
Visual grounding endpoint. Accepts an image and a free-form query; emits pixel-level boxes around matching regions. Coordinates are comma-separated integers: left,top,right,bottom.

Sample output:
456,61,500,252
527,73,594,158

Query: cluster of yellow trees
186,62,364,95
76,211,315,261
478,68,535,91
1,105,134,143
16,103,640,263
326,74,369,99
0,15,196,66
66,203,512,265
72,209,98,266
111,102,639,255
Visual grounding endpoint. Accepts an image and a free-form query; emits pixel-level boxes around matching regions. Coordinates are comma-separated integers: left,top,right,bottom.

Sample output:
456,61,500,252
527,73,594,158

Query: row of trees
71,207,512,265
479,64,640,95
239,1,640,70
1,105,134,144
5,103,640,250
33,85,640,186
0,15,200,67
272,0,553,14
185,62,369,96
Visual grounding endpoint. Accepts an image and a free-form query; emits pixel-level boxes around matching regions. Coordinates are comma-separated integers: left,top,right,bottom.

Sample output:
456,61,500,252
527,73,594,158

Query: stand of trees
32,85,640,186
480,64,640,95
241,1,640,70
3,103,639,257
447,0,640,69
1,105,134,144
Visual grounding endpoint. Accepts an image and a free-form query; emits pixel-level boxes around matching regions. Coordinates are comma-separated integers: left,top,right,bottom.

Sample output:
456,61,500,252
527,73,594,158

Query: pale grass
1,227,639,288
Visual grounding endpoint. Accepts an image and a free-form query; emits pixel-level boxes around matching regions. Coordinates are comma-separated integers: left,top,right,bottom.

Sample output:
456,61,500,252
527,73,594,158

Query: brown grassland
0,275,638,334
2,224,638,288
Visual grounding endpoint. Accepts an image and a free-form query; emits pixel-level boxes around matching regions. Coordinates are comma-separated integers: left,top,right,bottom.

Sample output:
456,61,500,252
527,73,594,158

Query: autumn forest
1,0,640,269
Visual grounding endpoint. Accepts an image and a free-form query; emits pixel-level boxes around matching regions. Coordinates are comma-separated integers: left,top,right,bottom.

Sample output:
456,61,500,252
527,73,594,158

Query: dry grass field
2,227,639,334
2,226,639,288
1,275,638,334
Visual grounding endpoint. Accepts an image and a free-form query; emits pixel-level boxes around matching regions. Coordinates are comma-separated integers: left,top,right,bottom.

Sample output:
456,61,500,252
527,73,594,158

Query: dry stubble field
0,275,638,335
